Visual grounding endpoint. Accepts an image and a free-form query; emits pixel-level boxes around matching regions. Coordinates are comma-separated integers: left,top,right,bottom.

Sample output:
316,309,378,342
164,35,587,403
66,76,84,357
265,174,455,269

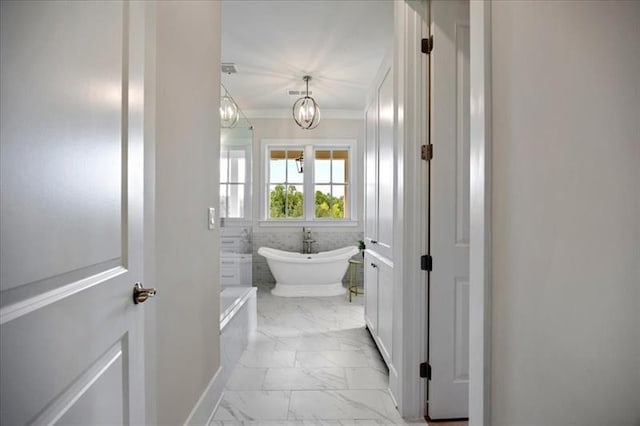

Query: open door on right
428,0,470,420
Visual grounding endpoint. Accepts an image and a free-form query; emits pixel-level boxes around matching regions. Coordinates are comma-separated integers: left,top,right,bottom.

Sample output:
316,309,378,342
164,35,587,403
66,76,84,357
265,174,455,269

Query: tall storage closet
364,52,395,369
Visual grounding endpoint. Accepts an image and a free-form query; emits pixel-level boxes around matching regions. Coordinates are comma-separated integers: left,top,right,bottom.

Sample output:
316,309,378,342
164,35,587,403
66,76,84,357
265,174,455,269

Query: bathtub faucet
302,227,315,254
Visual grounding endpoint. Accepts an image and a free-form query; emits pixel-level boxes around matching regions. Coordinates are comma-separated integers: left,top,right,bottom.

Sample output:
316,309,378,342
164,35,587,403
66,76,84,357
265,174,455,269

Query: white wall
154,2,221,424
490,1,640,424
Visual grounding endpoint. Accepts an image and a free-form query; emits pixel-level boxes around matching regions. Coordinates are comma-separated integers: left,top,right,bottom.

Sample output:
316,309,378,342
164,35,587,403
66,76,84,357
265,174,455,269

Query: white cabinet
220,253,252,286
364,61,393,260
365,99,378,247
364,52,395,369
364,252,378,333
220,227,252,286
364,251,394,364
376,259,393,361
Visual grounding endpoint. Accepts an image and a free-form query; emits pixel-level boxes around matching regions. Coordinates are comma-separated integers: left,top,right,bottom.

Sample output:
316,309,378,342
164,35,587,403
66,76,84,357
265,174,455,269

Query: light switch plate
208,207,215,230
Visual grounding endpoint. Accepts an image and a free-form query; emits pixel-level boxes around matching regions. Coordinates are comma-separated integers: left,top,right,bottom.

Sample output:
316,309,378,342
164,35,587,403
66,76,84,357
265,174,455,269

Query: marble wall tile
219,291,257,387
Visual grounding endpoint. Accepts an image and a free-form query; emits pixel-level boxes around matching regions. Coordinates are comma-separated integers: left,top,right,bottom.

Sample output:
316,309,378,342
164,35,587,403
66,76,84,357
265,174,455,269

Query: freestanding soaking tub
258,246,359,297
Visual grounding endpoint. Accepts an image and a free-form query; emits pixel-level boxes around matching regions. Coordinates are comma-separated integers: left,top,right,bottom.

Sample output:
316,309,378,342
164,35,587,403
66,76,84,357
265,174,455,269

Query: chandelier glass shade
293,75,320,130
220,87,239,128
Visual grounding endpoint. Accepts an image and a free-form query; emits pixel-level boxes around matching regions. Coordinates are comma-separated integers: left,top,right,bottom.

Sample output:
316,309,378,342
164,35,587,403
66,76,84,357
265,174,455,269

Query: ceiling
221,0,394,118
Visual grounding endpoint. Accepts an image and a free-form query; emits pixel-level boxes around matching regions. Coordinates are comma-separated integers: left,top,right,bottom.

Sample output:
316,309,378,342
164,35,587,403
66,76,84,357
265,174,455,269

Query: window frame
261,138,358,227
220,143,252,224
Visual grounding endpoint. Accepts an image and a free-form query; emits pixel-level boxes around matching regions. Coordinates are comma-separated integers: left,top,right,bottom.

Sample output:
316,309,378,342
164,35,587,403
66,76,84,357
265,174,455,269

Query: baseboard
183,366,225,426
425,415,469,423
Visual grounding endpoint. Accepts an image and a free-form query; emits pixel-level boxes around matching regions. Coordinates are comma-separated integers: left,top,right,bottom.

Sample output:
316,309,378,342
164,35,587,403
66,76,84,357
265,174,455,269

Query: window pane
333,150,348,184
220,150,228,182
314,184,332,218
315,150,331,183
228,184,244,218
219,184,227,218
343,185,350,218
269,184,286,218
287,150,304,184
229,150,246,183
286,184,304,218
332,185,347,218
270,150,287,182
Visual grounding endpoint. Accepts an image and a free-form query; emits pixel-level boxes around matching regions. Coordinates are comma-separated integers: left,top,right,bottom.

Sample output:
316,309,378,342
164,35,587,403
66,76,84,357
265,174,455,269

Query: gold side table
348,259,364,302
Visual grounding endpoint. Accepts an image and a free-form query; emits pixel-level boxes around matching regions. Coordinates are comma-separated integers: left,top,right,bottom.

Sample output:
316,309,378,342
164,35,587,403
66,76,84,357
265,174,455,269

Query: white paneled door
428,0,470,420
1,1,147,424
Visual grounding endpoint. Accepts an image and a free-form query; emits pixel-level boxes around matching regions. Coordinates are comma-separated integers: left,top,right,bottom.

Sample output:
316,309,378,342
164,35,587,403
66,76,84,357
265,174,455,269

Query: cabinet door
364,253,378,334
364,99,378,244
376,66,394,259
377,261,394,362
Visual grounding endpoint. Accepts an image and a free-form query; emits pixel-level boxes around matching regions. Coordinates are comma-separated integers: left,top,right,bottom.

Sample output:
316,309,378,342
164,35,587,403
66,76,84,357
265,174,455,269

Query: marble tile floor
210,284,426,425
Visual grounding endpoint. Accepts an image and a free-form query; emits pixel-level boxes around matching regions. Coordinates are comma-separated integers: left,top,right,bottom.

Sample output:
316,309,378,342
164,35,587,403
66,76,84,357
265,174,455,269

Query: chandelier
292,75,320,130
220,85,239,128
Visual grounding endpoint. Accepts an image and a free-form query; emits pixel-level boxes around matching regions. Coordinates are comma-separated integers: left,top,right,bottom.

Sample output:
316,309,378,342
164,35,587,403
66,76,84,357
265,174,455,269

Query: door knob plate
133,282,156,304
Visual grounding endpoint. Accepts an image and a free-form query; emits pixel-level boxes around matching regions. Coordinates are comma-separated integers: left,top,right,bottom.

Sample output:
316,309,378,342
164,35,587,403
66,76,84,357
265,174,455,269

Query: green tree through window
314,190,344,218
269,185,344,218
269,185,304,218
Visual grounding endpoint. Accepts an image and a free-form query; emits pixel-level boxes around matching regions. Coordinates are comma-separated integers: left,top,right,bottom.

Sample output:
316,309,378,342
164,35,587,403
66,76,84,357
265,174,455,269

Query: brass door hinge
421,36,434,55
421,144,433,161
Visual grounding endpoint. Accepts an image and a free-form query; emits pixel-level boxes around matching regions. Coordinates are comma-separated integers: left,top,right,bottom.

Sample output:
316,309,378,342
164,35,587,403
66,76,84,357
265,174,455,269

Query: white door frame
468,1,491,425
398,0,492,422
392,0,429,418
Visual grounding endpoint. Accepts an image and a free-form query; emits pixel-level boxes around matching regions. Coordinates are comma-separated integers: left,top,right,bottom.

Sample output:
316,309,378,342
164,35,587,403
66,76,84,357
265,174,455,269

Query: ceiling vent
221,63,237,74
288,89,312,96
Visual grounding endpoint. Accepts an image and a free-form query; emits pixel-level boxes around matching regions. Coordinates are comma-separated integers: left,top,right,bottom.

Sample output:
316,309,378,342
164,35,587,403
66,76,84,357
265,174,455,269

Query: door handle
133,282,156,304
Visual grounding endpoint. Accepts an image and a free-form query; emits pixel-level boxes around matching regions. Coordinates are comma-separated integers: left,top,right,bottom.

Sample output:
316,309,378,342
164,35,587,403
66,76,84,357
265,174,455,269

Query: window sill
258,220,360,228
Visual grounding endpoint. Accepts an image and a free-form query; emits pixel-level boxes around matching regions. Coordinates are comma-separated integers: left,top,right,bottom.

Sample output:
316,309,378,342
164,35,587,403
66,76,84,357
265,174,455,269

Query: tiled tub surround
253,230,364,286
218,287,258,399
211,285,426,425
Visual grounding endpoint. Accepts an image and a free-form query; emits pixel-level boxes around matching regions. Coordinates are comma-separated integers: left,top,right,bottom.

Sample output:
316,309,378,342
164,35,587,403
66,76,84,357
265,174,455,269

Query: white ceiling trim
244,109,364,120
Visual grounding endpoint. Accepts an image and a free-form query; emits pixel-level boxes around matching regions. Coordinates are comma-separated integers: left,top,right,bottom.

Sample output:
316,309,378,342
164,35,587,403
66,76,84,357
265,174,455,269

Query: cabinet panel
364,253,378,334
376,67,394,259
364,100,378,243
377,260,394,361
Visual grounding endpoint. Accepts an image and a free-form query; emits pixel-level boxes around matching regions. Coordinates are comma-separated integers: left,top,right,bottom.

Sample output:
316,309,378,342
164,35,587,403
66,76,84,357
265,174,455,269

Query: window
314,149,349,219
220,147,248,219
263,140,356,224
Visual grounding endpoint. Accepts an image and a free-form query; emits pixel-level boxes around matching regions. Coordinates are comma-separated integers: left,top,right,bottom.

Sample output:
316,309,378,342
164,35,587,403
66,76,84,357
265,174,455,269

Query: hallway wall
154,2,221,424
490,1,640,424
